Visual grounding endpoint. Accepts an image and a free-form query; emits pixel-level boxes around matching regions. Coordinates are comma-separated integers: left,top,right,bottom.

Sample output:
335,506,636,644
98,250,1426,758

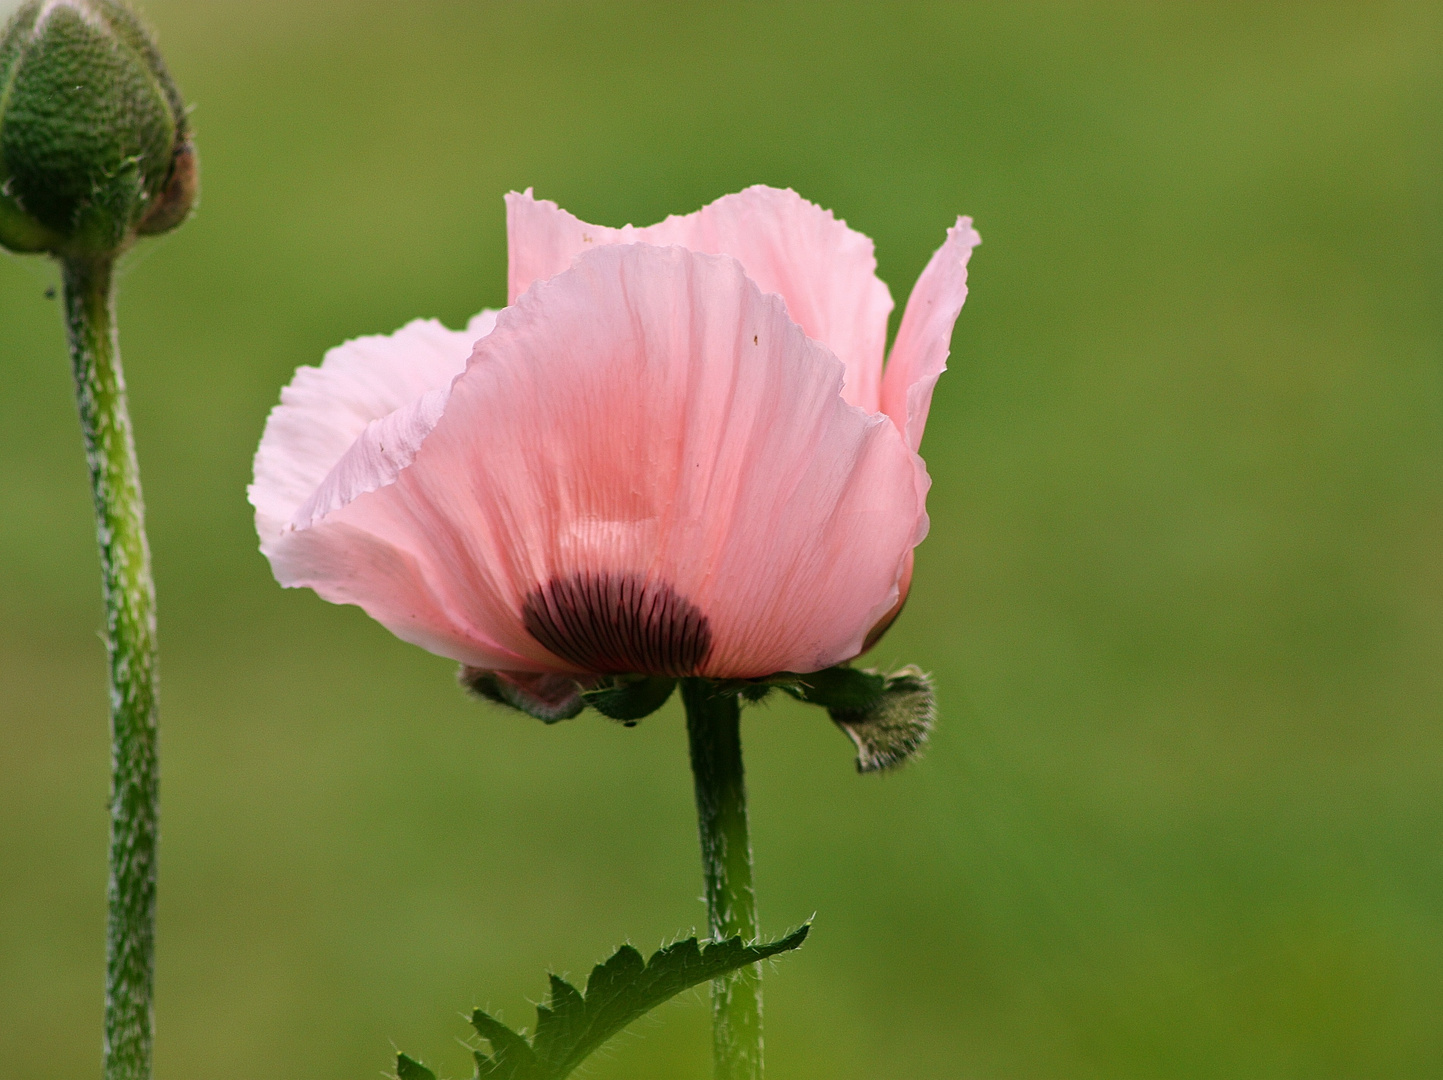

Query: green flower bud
0,0,196,257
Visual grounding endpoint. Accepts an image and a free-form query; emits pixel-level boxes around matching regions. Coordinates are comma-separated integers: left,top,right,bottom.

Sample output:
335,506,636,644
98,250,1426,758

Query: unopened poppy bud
0,0,196,257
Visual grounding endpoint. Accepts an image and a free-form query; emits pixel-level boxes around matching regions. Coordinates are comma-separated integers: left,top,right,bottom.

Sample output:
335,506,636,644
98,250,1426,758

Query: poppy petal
507,186,894,413
250,311,496,545
880,217,980,452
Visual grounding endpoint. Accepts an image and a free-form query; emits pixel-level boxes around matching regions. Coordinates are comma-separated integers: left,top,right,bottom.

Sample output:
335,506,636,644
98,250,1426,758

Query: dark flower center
523,572,712,676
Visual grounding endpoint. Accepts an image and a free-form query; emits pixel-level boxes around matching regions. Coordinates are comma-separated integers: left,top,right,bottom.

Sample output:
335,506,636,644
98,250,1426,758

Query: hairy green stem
682,680,762,1080
62,254,160,1080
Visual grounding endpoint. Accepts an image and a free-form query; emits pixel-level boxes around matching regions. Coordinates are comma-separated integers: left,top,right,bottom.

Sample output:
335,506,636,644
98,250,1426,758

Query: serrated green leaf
577,942,646,1015
528,975,585,1065
401,927,809,1080
396,1052,438,1080
470,1008,540,1077
581,676,676,722
535,927,809,1078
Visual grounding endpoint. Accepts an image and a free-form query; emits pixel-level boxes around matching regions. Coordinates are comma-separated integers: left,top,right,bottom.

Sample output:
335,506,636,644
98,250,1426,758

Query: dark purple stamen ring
523,572,712,676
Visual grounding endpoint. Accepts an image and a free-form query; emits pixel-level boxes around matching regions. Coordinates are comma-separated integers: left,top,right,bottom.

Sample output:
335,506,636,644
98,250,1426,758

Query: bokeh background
3,2,1441,1077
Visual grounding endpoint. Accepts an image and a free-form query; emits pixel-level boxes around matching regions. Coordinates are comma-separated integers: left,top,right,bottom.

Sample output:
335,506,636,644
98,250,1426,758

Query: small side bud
0,0,197,258
829,666,935,773
780,663,936,772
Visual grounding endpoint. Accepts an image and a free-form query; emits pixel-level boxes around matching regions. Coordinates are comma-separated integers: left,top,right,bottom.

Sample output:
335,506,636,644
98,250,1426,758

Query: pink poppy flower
250,187,978,706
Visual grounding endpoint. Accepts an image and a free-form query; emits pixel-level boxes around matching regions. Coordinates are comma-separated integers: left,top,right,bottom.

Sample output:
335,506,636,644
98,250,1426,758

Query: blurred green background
3,2,1441,1077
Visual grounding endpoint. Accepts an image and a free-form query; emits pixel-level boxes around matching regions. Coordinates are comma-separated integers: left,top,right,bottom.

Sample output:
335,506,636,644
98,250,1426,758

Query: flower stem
682,680,763,1080
61,254,160,1080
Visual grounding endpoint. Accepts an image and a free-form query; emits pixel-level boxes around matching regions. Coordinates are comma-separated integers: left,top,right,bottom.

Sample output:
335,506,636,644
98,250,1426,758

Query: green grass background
2,2,1441,1077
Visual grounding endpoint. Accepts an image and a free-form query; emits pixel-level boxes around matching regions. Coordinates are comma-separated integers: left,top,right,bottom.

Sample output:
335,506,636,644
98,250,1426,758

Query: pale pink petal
862,548,913,654
284,243,919,678
291,386,451,529
264,513,529,671
249,308,527,672
506,187,894,412
249,310,497,548
880,217,981,452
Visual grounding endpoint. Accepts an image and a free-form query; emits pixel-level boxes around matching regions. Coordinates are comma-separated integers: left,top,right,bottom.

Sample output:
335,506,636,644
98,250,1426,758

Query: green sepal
828,665,936,772
782,665,888,711
0,185,61,251
581,675,675,722
396,1053,438,1080
702,672,807,704
737,681,777,703
402,927,809,1080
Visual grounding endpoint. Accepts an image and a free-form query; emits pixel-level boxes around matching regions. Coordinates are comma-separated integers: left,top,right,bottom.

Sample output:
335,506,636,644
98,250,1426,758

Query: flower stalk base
683,680,763,1080
62,254,160,1080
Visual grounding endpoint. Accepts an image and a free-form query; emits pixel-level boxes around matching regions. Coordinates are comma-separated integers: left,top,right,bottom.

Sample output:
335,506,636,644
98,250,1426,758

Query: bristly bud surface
0,0,196,257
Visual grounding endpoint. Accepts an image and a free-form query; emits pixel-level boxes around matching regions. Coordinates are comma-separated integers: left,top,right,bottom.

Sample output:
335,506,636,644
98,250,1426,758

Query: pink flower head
250,187,978,698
